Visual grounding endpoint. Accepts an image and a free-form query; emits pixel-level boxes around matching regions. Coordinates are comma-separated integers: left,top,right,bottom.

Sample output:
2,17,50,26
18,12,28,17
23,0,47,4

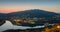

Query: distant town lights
57,25,60,28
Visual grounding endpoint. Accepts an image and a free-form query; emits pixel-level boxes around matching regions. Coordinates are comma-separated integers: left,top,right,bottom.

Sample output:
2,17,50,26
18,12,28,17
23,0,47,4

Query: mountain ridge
6,9,59,18
0,9,60,18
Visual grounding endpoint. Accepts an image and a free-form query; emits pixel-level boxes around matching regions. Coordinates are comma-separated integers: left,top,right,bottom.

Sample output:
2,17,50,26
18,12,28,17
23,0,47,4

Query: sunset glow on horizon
0,0,60,13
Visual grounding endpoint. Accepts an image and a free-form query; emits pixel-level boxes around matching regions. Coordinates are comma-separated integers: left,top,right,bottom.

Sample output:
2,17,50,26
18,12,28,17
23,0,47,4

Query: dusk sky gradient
0,0,60,13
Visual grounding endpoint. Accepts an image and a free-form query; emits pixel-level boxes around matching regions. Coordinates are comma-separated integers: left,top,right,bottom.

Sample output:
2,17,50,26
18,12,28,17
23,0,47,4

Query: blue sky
0,0,60,13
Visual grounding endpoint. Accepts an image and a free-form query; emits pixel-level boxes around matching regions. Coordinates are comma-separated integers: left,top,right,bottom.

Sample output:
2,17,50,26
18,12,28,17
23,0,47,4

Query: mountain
7,9,59,18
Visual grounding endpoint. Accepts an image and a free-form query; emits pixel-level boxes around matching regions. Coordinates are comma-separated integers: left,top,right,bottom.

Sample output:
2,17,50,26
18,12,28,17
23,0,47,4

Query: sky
0,0,60,13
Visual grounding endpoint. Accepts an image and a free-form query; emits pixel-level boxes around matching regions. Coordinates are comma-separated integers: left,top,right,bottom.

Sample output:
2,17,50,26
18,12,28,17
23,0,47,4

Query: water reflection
0,20,45,32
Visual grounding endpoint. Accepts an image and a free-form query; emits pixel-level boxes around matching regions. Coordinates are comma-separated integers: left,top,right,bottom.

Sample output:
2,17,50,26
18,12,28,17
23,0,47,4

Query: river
0,20,45,32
